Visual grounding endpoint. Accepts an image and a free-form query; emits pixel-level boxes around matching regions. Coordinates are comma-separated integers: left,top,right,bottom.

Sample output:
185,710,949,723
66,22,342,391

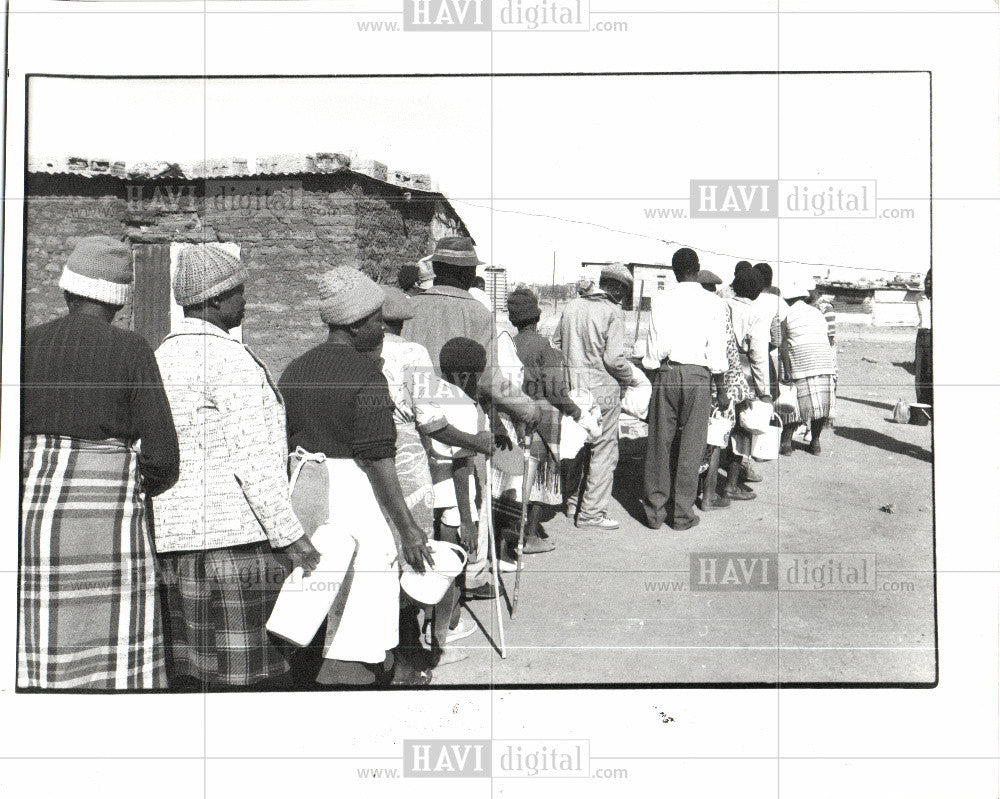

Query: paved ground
431,325,935,685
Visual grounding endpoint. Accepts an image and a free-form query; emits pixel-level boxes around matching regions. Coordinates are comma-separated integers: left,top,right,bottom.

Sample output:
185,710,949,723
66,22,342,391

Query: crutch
510,431,534,619
484,454,507,658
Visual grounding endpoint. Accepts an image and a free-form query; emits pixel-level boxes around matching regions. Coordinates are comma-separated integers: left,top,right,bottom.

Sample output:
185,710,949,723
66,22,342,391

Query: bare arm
451,458,477,553
359,457,434,572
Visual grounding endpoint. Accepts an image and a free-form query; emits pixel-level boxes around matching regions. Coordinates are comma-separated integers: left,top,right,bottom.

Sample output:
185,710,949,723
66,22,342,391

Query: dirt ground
431,323,935,686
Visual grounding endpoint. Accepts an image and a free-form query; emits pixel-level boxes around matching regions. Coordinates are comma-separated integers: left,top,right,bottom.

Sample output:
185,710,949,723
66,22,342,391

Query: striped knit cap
58,236,133,306
318,266,385,326
173,244,249,307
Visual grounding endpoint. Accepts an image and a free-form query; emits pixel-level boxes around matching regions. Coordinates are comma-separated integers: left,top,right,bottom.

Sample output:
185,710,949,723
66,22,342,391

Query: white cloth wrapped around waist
285,450,400,665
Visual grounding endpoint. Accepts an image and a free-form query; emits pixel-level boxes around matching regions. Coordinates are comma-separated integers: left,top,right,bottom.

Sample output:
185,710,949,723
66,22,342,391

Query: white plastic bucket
621,363,652,420
266,523,358,647
750,413,783,460
731,413,783,461
707,406,736,447
399,539,468,605
740,399,773,434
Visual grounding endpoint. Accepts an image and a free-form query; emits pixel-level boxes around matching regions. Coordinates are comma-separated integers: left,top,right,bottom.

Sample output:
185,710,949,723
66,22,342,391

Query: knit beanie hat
507,287,540,326
318,266,385,326
173,244,249,306
59,236,133,306
382,285,415,322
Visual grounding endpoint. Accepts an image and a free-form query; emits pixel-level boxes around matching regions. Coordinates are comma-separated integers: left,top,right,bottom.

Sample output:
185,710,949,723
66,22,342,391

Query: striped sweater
781,301,837,380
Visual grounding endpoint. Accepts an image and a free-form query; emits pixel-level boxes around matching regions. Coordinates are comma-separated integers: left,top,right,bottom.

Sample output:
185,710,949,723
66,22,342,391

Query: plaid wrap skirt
19,435,166,690
778,374,837,424
158,542,290,686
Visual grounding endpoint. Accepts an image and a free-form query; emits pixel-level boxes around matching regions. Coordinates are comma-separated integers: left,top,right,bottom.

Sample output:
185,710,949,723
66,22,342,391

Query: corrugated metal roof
27,152,438,193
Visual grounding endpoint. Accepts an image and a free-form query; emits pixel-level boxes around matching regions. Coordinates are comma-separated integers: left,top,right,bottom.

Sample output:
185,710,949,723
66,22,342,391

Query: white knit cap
173,244,249,306
58,236,133,306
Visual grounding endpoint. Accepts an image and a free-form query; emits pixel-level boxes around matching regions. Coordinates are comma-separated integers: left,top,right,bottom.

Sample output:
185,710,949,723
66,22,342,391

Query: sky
28,74,930,286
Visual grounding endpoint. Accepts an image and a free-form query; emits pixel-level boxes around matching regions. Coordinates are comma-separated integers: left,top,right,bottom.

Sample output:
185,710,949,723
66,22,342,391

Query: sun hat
173,244,249,306
382,285,415,322
317,266,385,326
58,236,133,306
429,236,483,267
600,262,634,286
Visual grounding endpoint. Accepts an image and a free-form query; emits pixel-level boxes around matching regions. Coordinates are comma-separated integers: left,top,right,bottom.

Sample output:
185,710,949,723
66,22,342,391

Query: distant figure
469,275,492,311
753,263,791,394
914,268,932,406
641,248,729,531
778,280,838,456
754,263,781,296
507,288,599,553
554,263,636,530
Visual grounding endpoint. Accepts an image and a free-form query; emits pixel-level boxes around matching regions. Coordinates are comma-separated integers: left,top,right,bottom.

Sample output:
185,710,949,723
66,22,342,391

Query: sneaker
497,558,517,573
424,617,477,647
575,514,620,530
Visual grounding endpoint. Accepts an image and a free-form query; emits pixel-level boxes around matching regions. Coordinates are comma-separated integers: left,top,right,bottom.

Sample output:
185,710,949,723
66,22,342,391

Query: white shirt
727,296,771,397
642,282,729,375
753,292,790,327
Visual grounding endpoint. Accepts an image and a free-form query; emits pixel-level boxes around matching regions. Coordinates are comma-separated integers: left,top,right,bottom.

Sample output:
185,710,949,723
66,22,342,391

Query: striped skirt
19,435,166,690
778,374,837,424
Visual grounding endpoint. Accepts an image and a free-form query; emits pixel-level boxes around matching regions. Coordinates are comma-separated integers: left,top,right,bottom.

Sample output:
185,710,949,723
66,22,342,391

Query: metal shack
24,153,470,373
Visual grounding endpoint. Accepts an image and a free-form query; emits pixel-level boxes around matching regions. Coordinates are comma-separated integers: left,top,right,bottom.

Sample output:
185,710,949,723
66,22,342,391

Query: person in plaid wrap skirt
19,237,180,690
152,245,319,689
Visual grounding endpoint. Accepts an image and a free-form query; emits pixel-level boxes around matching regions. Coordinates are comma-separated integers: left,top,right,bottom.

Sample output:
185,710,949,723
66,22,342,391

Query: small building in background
24,152,469,373
483,266,509,313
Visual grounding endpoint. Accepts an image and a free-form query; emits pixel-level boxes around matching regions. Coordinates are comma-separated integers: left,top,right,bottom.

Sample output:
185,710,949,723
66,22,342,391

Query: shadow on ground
834,425,932,462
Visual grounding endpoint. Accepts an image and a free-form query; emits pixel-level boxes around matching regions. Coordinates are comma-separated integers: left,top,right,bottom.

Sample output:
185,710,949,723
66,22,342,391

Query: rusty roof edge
27,153,440,191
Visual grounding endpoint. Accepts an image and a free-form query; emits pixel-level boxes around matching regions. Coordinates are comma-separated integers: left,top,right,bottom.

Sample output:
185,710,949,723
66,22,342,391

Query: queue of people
19,234,843,691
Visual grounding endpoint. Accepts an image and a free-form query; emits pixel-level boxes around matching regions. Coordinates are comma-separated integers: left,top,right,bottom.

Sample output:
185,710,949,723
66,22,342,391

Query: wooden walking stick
483,455,507,658
510,431,534,619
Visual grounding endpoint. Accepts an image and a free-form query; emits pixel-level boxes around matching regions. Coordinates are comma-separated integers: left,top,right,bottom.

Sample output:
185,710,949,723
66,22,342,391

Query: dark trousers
915,328,933,406
641,362,712,529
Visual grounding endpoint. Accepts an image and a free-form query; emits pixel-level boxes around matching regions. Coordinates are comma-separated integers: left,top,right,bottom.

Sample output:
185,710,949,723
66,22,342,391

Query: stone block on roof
389,169,432,192
353,159,388,182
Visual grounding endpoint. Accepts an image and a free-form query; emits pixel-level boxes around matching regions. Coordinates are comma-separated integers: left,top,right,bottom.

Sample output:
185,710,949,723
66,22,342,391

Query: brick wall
24,175,128,328
24,171,467,375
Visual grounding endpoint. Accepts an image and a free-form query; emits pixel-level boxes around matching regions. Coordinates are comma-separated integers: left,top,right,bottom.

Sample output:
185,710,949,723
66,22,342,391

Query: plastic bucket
266,524,358,647
707,406,736,447
908,403,931,426
740,399,773,434
750,413,783,461
399,539,468,605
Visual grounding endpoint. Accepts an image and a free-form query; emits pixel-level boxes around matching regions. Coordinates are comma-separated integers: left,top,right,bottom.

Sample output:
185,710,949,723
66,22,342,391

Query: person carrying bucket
278,266,435,687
